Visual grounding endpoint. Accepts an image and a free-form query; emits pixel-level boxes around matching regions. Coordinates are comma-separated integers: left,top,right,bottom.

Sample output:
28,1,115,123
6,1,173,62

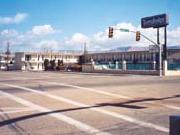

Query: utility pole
5,41,11,71
83,42,87,63
6,41,10,55
84,42,87,54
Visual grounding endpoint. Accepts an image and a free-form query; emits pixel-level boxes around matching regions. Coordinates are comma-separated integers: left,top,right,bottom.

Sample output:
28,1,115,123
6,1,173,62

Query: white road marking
1,83,169,133
1,107,34,111
64,72,122,77
15,77,32,79
46,81,180,111
64,75,113,78
16,76,52,80
47,82,130,99
0,76,53,81
0,108,36,115
163,104,180,110
0,90,111,135
0,78,38,81
0,72,115,81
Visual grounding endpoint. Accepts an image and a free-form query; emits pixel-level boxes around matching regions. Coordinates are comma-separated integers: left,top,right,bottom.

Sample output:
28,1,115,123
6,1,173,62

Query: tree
50,59,56,70
44,59,49,71
56,59,64,71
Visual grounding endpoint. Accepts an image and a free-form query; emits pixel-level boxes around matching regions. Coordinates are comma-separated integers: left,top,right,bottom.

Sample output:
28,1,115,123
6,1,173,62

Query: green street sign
120,28,129,32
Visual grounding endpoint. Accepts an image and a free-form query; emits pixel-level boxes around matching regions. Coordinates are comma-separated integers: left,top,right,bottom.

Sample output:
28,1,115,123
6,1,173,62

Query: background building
0,53,14,70
84,48,180,70
4,47,180,71
14,52,81,71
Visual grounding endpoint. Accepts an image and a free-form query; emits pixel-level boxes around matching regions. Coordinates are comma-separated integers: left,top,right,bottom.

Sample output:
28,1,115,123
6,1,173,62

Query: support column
152,61,156,70
122,60,126,71
108,61,111,69
163,60,168,76
91,58,95,71
115,61,119,69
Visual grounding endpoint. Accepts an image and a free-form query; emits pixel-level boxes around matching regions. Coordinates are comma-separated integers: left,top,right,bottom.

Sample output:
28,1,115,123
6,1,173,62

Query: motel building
14,52,81,71
84,48,180,70
8,48,180,71
0,53,15,70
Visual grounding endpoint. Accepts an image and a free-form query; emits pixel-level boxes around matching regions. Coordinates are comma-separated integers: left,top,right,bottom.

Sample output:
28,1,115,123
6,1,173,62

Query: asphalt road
0,71,180,135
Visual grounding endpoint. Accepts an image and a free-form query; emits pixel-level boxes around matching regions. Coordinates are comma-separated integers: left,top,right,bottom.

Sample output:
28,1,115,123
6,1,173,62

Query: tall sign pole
141,13,169,76
157,28,160,45
164,26,167,60
157,28,162,76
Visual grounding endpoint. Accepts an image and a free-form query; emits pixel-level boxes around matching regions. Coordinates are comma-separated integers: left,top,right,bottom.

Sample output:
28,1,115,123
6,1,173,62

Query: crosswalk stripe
1,83,169,133
46,81,180,111
0,90,111,135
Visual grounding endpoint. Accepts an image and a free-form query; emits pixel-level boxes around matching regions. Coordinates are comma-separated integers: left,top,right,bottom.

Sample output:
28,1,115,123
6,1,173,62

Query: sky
0,0,180,52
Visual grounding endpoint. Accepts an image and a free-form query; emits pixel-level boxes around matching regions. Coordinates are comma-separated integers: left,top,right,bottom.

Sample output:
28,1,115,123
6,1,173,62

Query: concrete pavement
0,71,180,135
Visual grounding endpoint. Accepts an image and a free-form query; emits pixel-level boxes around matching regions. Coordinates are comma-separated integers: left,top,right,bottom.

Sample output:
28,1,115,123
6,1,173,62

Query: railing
168,62,180,70
127,63,153,70
95,63,153,70
95,61,180,71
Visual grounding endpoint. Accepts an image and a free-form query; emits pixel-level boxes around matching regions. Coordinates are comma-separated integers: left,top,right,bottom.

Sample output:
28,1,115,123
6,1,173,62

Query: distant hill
110,46,180,52
167,46,180,49
110,46,149,52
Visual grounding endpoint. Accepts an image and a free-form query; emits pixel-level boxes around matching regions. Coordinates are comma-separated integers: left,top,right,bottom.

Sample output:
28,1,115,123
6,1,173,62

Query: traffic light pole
137,32,157,45
118,28,162,76
118,28,158,45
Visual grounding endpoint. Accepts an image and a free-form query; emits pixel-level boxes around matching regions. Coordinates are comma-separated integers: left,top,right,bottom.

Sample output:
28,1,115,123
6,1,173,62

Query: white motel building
14,51,81,71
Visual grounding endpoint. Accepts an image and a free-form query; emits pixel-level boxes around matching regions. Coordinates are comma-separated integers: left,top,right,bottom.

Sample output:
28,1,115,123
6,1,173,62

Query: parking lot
0,71,180,135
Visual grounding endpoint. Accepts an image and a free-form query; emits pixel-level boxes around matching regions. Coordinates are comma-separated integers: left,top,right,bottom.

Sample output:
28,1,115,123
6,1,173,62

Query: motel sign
141,14,169,28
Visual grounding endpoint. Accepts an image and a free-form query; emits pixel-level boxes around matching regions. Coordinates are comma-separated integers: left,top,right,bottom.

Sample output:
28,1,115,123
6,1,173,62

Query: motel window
25,55,31,61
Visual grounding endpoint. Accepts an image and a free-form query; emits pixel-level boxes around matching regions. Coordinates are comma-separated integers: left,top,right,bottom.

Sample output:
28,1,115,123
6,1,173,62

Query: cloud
0,24,59,51
65,33,90,45
37,40,59,50
168,27,180,45
1,29,19,37
0,22,180,52
0,13,28,24
63,33,91,50
90,22,180,51
92,22,152,49
63,23,180,51
31,25,55,35
89,22,141,50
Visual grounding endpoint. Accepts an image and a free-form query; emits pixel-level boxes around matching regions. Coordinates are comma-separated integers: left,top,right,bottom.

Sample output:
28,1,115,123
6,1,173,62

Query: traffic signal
108,27,113,38
136,31,141,41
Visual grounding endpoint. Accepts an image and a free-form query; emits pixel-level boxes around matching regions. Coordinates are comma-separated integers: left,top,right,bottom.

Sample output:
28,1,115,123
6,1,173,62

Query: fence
96,62,154,70
168,62,180,70
96,61,180,71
